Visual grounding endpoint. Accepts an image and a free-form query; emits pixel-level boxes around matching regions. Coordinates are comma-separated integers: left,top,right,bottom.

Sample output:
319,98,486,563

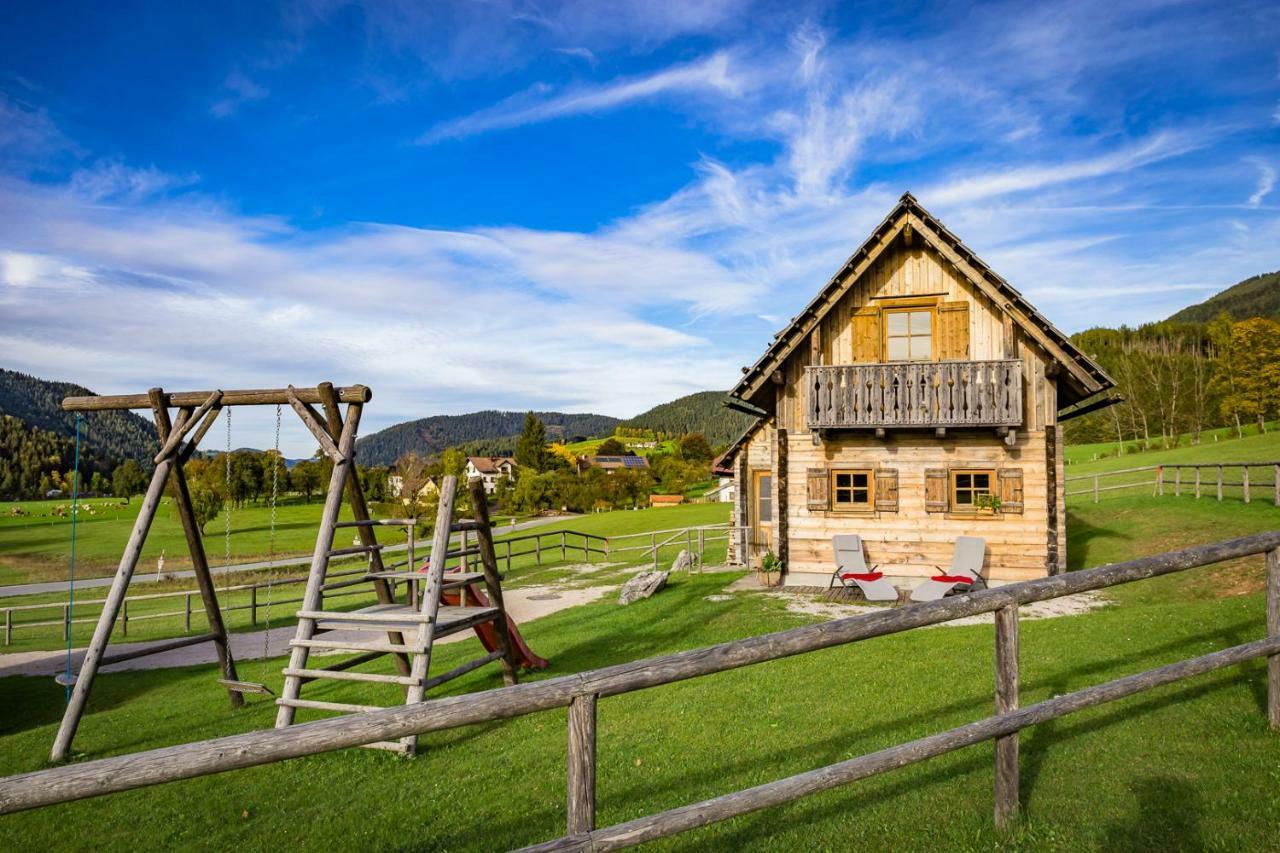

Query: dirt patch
767,588,1109,626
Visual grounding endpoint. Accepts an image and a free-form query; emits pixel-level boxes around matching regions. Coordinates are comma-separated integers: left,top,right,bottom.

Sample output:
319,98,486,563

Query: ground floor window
950,469,994,511
830,469,873,510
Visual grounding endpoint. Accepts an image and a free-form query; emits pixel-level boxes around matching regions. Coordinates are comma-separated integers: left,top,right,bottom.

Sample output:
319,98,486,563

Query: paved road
0,515,570,598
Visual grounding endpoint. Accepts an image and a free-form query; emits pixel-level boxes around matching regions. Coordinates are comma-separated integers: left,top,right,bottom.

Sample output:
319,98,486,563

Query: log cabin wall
730,421,776,567
772,238,1064,583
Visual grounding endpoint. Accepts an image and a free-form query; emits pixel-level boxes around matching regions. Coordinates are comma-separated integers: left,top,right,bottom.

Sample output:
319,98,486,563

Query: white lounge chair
829,535,898,602
910,536,987,602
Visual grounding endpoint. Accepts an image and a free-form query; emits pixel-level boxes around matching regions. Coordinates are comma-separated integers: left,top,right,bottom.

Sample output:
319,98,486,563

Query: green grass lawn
0,496,1277,849
1065,419,1279,466
0,502,731,653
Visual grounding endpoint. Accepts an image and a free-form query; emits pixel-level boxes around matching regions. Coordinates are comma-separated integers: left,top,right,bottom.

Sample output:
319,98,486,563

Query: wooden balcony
805,360,1024,432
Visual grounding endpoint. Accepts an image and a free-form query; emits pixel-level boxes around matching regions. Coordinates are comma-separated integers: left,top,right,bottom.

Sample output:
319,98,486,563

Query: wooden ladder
274,475,518,755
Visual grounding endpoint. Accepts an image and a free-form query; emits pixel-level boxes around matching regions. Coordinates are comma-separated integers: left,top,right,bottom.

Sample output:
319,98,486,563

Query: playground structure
50,382,545,761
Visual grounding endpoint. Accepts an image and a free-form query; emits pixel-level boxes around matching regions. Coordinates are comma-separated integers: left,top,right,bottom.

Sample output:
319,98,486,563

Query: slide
440,580,550,671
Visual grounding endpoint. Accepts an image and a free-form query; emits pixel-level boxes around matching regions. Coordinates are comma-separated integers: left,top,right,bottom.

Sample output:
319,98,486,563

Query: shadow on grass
1065,510,1132,571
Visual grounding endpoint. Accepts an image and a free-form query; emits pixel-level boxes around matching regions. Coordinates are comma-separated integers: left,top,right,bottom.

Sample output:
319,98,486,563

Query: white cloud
419,51,746,142
210,72,269,118
1246,158,1275,206
68,160,200,202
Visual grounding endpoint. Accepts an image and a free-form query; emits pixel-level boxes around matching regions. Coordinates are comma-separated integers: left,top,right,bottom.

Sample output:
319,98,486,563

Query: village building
465,456,517,494
386,468,438,500
722,194,1115,588
577,455,651,475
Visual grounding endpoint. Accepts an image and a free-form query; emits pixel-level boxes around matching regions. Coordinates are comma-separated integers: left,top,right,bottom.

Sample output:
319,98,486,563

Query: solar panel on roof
623,457,646,467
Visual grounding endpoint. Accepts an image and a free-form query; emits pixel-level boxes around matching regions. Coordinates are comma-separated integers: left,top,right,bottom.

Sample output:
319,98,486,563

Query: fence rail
0,530,1276,851
1066,461,1280,506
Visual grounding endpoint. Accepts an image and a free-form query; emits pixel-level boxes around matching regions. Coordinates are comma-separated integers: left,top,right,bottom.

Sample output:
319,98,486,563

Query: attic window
885,308,933,361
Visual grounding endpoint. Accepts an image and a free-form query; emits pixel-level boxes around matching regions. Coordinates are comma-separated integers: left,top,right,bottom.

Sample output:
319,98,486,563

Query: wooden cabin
723,194,1115,588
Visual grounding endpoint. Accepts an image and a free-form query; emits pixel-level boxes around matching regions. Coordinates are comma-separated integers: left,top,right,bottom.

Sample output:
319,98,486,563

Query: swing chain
263,404,282,659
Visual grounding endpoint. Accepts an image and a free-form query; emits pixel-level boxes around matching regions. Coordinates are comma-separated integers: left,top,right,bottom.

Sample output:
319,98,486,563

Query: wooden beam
286,385,342,462
1268,546,1279,730
149,390,243,710
468,478,518,686
63,385,371,412
179,405,224,463
994,604,1019,828
154,390,222,463
567,693,598,836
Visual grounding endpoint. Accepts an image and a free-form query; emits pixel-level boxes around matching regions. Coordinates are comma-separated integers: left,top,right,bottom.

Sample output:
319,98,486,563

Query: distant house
706,480,735,503
578,455,650,475
387,468,438,500
649,494,684,507
466,456,517,494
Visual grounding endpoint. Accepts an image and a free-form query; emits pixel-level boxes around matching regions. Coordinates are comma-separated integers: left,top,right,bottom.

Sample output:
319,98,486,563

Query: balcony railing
805,360,1023,430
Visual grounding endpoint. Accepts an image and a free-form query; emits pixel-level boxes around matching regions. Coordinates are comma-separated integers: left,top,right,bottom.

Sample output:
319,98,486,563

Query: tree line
1066,313,1280,449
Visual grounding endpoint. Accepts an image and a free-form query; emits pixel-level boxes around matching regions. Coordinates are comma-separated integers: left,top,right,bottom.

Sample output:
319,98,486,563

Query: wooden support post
1243,467,1250,504
535,536,541,566
1093,475,1099,504
1156,466,1164,497
1217,466,1223,501
567,693,598,836
651,532,657,571
63,605,70,643
152,392,242,707
3,608,10,646
121,600,128,638
698,529,705,563
50,453,175,762
561,531,567,563
1195,467,1202,499
461,530,470,573
468,479,517,687
1174,468,1181,497
1268,547,1279,731
505,539,512,573
1275,464,1280,507
994,604,1020,828
184,593,192,632
276,402,367,729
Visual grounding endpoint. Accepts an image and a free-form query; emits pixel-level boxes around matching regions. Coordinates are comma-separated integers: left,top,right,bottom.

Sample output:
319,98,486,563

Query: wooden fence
1066,461,1280,506
1,531,1276,850
605,523,730,571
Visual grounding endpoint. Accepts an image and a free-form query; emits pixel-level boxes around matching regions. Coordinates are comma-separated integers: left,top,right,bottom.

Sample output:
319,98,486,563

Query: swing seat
217,678,274,696
55,673,77,688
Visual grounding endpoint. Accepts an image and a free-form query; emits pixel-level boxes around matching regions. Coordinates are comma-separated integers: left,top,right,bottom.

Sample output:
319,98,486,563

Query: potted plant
759,550,782,587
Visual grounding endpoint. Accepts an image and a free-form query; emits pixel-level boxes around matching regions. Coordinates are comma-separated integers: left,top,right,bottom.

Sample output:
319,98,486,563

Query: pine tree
515,412,549,472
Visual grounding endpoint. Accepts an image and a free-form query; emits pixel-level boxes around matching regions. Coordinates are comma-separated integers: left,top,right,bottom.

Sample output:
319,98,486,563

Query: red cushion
931,574,973,584
841,572,884,582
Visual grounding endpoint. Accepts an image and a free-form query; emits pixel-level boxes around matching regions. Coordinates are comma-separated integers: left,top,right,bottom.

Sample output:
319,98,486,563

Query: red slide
440,580,549,670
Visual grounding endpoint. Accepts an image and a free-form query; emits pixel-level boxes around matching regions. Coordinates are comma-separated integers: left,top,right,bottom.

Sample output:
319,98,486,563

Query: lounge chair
829,534,898,602
909,536,987,602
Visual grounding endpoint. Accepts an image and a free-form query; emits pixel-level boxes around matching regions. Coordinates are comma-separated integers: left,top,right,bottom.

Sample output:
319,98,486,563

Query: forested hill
1168,270,1280,323
356,410,620,466
619,391,754,447
0,369,157,465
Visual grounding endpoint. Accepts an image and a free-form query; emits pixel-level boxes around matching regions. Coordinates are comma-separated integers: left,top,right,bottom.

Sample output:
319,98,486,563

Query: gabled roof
467,456,514,474
716,416,767,470
727,193,1114,413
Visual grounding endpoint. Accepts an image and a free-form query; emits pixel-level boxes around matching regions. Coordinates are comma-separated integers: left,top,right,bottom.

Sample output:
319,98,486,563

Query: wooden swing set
52,381,530,762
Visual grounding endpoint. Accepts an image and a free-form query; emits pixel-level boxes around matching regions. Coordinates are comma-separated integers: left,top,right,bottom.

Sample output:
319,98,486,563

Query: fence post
1093,475,1099,504
1156,466,1164,497
64,604,71,643
1243,467,1251,504
1174,467,1181,497
1275,464,1280,508
582,534,589,563
250,586,258,626
1217,466,1223,501
121,599,128,638
994,603,1020,828
535,536,541,566
1267,546,1279,731
184,593,191,632
1195,467,1202,499
4,608,10,646
698,529,705,564
561,531,567,562
567,693,598,836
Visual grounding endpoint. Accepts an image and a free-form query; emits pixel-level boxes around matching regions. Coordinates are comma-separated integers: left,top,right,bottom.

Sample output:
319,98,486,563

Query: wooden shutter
999,468,1024,514
806,467,828,511
874,468,898,512
937,301,970,360
925,468,948,512
851,307,881,362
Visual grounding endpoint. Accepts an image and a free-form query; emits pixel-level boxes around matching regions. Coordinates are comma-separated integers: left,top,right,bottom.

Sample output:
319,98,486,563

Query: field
1,434,1278,849
1064,419,1279,466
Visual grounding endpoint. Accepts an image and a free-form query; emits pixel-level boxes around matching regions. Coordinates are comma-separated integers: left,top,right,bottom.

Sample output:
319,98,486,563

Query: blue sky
1,0,1277,453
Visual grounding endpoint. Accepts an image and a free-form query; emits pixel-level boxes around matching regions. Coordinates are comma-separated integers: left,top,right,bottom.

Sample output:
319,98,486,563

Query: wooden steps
275,474,520,756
